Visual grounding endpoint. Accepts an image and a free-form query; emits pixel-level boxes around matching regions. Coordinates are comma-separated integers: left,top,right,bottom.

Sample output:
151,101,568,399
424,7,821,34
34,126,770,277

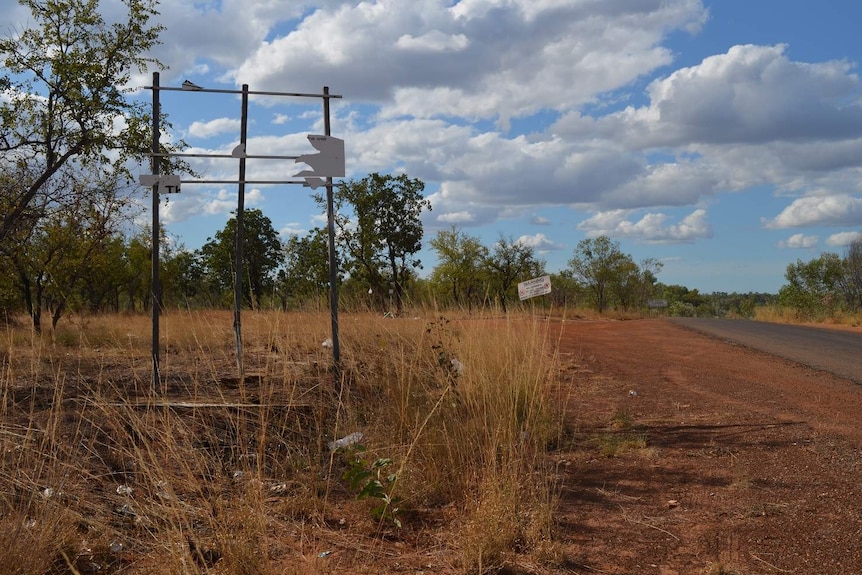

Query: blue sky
6,0,862,294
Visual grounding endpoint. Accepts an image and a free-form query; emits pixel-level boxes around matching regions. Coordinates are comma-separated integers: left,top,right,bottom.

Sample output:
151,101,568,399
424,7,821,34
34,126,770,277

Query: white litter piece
328,431,363,451
116,485,133,496
450,358,466,375
322,338,333,348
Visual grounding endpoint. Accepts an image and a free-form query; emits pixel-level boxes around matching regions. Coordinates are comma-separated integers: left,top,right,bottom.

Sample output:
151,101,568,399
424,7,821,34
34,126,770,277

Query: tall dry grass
754,304,862,327
0,309,566,574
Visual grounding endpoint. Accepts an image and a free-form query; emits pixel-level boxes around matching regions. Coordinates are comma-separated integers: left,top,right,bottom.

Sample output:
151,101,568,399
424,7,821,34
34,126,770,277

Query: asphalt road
670,318,862,384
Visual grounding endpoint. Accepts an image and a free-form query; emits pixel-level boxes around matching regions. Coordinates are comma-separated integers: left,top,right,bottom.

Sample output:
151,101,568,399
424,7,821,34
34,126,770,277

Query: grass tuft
0,310,567,573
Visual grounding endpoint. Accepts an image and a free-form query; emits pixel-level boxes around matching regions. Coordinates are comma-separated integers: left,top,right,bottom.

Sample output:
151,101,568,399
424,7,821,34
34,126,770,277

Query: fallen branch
750,552,794,573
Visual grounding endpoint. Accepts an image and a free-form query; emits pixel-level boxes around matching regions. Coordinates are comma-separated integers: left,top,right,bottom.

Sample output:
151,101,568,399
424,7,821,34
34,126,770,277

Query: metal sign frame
143,72,344,388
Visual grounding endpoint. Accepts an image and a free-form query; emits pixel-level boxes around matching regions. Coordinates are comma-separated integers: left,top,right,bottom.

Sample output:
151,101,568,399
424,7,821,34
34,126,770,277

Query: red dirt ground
551,318,862,575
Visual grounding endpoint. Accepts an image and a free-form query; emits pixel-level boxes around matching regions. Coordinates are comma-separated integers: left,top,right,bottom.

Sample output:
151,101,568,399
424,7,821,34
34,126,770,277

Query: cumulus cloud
515,233,564,252
778,233,819,249
825,231,862,247
578,208,712,243
763,195,862,228
230,0,706,120
161,188,263,224
188,118,242,139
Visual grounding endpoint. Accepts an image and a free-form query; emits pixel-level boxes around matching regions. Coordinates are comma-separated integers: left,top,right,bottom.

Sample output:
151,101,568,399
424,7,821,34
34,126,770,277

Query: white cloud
279,222,307,237
188,117,242,139
395,31,469,52
230,0,706,121
825,231,862,247
160,188,263,224
515,233,564,252
530,215,551,225
616,44,862,148
579,208,712,244
437,211,475,224
778,233,819,249
763,195,862,228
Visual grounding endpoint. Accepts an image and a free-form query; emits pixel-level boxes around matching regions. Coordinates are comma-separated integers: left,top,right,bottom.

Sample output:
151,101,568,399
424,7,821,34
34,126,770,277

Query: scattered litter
116,503,136,517
318,550,333,558
23,518,36,529
154,481,173,500
321,338,333,348
450,358,466,375
232,470,244,481
628,389,638,397
116,485,133,496
667,499,680,508
41,487,54,499
269,483,289,494
328,431,363,451
110,541,124,553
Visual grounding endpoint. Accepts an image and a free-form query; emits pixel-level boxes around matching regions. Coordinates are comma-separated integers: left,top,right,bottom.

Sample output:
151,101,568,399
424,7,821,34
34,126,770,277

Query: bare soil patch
553,318,862,574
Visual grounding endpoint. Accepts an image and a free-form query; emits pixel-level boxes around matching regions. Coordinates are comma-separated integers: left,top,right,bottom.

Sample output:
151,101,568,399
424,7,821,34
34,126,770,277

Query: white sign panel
518,275,552,301
294,135,345,179
139,174,181,193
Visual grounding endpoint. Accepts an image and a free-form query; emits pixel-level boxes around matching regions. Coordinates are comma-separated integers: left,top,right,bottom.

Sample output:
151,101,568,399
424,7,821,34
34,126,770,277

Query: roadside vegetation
0,310,567,573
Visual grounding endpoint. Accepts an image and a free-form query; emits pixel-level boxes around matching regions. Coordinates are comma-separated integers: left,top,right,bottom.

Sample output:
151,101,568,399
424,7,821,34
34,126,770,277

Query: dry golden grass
754,304,862,328
0,309,567,574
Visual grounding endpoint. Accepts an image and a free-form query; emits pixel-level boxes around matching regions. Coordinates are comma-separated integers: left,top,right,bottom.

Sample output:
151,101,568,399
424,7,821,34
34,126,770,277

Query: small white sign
518,275,552,301
294,135,345,179
139,174,181,193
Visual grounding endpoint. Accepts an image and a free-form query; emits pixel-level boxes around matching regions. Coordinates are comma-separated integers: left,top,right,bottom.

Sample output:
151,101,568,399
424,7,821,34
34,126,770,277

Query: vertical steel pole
233,85,249,379
323,86,341,379
151,72,161,389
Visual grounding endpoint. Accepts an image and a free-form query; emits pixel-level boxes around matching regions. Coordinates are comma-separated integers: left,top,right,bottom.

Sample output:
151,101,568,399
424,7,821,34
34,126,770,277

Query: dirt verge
552,318,862,575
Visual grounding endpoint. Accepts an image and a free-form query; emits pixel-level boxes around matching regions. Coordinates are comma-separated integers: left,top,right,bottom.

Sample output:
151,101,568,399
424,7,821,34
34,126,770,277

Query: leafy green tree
614,257,663,311
0,0,165,244
319,173,430,315
160,244,208,309
547,270,583,308
0,174,126,331
199,209,284,309
428,226,489,310
778,253,845,319
122,232,154,311
568,236,631,313
840,239,862,312
276,228,331,310
485,235,545,311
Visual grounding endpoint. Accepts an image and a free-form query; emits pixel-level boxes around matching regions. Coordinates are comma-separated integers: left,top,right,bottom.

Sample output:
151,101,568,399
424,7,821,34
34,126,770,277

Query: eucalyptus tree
0,0,165,244
485,235,545,311
428,226,489,310
568,235,635,314
277,228,332,310
199,209,284,309
318,173,430,315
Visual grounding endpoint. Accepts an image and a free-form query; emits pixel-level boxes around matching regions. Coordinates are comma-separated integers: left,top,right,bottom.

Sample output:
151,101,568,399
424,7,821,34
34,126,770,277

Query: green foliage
568,236,660,313
428,226,490,309
0,0,166,244
276,228,332,310
340,447,403,528
484,234,545,311
199,209,285,308
778,253,846,319
318,173,430,315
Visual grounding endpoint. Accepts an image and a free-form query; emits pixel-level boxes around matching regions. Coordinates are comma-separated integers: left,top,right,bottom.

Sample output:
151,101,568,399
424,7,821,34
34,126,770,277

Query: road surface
671,317,862,384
